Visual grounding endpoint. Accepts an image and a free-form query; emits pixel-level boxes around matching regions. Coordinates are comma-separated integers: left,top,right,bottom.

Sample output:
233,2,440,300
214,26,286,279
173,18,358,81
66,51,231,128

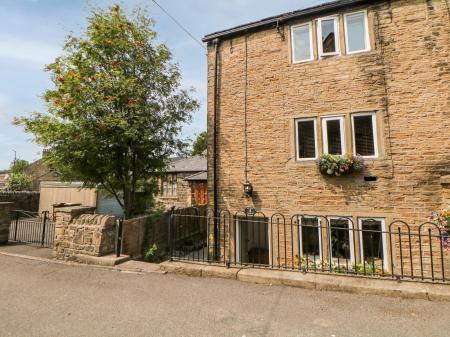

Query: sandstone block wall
53,206,116,261
0,192,40,213
206,0,450,223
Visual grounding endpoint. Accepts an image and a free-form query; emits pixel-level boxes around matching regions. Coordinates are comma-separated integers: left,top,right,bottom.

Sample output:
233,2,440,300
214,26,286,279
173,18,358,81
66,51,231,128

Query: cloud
0,34,61,65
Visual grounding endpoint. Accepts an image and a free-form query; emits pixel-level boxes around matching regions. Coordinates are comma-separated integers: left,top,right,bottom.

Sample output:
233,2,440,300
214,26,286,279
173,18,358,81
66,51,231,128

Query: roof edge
202,0,374,43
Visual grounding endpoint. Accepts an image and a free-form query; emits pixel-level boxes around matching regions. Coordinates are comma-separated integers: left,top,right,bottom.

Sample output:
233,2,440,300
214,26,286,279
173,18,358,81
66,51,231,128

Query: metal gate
8,210,55,248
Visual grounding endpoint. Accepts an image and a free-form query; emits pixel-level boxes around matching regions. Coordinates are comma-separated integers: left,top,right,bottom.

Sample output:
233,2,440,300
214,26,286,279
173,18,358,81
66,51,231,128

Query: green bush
144,243,158,262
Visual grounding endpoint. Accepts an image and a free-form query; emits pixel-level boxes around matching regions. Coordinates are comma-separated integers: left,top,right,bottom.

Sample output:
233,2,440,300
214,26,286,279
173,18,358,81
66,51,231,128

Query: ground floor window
328,217,354,264
359,218,387,270
299,217,322,259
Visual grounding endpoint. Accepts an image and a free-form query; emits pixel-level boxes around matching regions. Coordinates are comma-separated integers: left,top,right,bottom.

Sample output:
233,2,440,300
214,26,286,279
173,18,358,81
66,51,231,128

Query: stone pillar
0,202,14,245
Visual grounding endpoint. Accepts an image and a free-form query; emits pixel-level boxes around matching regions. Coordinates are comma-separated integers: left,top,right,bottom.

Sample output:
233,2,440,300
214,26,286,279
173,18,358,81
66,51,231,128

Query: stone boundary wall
53,206,116,261
121,215,150,258
0,192,40,212
0,202,13,244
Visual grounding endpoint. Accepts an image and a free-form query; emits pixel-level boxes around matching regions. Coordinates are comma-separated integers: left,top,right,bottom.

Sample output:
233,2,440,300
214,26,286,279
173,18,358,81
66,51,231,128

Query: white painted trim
295,117,318,161
317,16,340,58
358,217,389,271
321,116,346,155
298,216,323,261
327,217,355,264
291,22,314,64
344,10,371,55
351,112,379,158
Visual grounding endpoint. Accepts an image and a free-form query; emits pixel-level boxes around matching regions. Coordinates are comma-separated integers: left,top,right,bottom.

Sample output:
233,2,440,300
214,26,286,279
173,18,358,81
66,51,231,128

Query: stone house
203,0,449,268
0,171,8,190
156,155,207,210
23,159,60,191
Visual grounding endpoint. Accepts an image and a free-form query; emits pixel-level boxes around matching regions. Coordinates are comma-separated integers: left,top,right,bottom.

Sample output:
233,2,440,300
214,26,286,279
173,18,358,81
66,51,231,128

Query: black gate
8,210,55,248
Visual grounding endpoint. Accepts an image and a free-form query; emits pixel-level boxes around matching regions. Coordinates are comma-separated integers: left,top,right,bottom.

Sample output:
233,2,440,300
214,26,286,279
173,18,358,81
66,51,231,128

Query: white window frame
351,112,379,159
291,22,314,64
358,217,389,271
327,217,355,264
321,116,346,155
295,118,318,161
317,16,340,57
298,216,323,261
344,10,371,55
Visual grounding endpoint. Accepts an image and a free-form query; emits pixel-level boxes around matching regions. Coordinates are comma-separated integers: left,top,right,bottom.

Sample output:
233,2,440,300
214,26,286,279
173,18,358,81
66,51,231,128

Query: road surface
0,254,448,337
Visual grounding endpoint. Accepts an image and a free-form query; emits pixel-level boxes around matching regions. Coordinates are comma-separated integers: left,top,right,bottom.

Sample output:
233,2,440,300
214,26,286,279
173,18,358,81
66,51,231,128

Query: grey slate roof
184,171,207,181
167,155,207,173
202,0,375,42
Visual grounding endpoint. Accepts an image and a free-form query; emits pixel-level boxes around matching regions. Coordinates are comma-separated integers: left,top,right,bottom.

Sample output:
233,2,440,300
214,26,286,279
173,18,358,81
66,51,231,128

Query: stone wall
53,206,116,261
206,0,449,223
0,202,13,244
121,215,149,258
0,192,40,212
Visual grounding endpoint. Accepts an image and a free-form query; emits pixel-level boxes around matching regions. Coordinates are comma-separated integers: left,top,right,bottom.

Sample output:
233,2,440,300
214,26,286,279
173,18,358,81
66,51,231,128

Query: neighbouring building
203,0,449,269
156,155,207,210
23,159,60,191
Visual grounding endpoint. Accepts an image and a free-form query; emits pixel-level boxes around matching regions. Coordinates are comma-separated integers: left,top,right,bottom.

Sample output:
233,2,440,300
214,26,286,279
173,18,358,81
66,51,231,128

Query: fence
8,210,55,248
169,211,450,283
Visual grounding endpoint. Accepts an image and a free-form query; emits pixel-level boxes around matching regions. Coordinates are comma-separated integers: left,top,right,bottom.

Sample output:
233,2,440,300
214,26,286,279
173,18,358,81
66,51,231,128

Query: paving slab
0,243,53,259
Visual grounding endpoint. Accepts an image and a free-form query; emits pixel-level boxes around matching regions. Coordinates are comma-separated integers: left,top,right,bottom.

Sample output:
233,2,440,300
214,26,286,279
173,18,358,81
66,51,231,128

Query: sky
0,0,328,170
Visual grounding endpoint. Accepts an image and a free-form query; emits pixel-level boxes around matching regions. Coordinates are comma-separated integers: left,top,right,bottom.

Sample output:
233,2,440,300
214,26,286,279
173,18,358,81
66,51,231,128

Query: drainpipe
212,38,220,260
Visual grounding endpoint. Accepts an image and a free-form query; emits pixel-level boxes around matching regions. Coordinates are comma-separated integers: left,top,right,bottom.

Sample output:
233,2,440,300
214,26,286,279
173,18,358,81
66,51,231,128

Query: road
0,254,448,337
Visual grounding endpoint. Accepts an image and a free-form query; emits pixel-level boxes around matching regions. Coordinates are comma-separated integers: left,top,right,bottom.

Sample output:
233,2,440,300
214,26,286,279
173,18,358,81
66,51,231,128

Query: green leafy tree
16,5,199,218
191,131,207,156
6,159,32,191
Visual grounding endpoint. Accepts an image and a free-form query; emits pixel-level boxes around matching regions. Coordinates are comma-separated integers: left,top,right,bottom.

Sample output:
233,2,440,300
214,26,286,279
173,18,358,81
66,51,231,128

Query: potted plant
316,154,364,176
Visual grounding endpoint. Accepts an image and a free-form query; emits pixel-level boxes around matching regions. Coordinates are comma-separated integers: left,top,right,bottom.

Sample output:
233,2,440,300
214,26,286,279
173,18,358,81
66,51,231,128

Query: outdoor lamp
243,181,253,196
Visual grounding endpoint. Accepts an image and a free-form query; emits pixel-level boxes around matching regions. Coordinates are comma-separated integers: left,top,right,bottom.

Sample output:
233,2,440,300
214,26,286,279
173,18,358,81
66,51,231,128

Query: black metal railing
8,210,55,248
169,210,450,283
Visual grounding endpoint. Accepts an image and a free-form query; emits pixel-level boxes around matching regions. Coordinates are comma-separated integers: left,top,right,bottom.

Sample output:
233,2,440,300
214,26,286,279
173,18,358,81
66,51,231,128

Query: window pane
293,25,311,61
326,119,343,154
361,220,383,261
330,219,351,259
297,120,316,159
172,174,177,195
321,19,336,53
346,13,366,52
354,115,375,156
301,218,320,256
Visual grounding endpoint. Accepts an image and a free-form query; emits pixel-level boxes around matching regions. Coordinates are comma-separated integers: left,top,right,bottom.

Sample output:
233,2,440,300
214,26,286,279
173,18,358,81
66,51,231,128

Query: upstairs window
292,23,313,63
317,17,340,57
295,118,317,160
322,116,345,155
344,11,370,54
352,113,378,158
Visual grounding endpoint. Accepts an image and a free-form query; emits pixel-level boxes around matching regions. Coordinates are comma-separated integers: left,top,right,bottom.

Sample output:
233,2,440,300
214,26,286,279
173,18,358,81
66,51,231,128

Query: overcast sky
0,0,328,169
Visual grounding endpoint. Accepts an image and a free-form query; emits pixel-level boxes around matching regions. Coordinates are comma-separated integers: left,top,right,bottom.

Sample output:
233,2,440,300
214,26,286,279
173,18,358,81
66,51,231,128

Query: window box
316,153,364,176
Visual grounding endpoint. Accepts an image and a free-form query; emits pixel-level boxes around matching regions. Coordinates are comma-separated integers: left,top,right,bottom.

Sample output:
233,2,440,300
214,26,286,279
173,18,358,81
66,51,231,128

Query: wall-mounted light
243,181,253,196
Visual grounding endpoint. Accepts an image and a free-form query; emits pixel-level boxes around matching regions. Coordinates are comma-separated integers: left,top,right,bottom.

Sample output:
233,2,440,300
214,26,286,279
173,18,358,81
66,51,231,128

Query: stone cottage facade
203,0,449,269
156,156,207,210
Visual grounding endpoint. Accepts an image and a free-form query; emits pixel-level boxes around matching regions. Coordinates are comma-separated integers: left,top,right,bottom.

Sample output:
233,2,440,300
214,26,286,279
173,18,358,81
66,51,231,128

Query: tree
16,5,199,218
6,159,32,191
191,131,207,156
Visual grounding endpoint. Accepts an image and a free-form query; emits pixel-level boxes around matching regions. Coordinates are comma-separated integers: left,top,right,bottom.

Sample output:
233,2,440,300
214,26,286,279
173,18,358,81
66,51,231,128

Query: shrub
144,244,159,263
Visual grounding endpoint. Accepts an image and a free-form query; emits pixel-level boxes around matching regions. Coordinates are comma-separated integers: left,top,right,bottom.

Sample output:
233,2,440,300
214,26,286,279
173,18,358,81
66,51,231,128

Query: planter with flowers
316,154,364,176
430,207,450,251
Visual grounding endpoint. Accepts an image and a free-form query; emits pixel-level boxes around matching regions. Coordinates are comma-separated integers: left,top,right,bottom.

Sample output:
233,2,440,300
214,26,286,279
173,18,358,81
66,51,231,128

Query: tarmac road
0,254,448,337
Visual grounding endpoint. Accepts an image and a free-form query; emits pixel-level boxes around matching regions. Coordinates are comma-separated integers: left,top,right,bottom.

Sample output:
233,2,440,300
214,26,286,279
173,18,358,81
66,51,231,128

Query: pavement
1,253,450,337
